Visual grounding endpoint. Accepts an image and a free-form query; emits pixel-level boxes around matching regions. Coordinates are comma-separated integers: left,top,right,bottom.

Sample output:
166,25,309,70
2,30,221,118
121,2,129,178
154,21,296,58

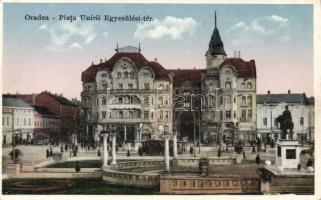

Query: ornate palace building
81,15,257,147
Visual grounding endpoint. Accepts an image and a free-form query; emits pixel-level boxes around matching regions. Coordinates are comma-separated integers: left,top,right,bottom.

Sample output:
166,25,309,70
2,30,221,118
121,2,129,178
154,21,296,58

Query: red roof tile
82,52,170,82
220,58,256,78
168,69,206,87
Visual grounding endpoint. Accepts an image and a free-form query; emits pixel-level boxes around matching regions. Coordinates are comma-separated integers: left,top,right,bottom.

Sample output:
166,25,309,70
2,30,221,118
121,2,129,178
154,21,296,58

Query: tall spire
208,11,226,56
215,11,217,28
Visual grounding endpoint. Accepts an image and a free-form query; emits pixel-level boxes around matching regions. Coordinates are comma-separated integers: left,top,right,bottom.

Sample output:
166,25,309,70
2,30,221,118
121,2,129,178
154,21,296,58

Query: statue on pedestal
276,105,294,140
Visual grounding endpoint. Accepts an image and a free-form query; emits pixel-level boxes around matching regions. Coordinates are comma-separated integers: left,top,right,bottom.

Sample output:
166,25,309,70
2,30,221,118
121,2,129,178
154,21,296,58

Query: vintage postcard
1,0,320,199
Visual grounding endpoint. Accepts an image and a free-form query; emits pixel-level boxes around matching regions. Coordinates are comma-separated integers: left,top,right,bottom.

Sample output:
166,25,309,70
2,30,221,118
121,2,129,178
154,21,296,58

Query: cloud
226,19,272,34
84,34,97,45
38,24,47,30
40,20,97,51
281,35,291,42
102,32,109,37
134,16,199,40
266,15,288,27
69,42,82,50
226,15,290,46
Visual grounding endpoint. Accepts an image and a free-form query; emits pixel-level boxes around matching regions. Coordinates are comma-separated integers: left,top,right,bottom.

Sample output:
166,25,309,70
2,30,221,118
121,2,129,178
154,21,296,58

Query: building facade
2,97,35,145
33,105,60,143
2,107,14,145
35,91,79,142
256,91,311,143
81,15,257,146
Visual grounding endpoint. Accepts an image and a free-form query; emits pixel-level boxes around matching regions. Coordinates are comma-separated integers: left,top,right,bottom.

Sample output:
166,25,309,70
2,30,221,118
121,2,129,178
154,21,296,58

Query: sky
3,3,313,99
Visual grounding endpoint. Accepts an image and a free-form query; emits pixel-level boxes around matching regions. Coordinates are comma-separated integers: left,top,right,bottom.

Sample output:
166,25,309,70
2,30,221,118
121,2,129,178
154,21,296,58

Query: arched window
101,97,107,105
241,82,246,89
101,81,107,90
247,82,252,89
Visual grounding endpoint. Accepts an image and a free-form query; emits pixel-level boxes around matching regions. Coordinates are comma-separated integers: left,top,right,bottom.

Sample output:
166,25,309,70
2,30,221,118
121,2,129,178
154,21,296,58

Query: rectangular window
144,111,148,119
102,111,106,119
2,117,4,126
248,110,252,119
274,118,278,127
225,82,231,89
241,110,246,119
129,111,133,118
151,112,153,119
29,118,31,125
119,83,123,89
24,118,26,125
164,125,169,133
144,83,150,90
286,149,296,159
242,96,246,106
165,111,169,119
160,111,163,119
300,117,304,125
263,117,267,126
226,110,231,118
234,111,236,118
211,111,215,119
128,83,133,89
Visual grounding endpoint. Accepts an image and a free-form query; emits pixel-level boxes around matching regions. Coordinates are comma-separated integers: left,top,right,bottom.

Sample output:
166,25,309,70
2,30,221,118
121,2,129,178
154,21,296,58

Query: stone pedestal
275,140,301,172
103,134,108,168
111,133,117,165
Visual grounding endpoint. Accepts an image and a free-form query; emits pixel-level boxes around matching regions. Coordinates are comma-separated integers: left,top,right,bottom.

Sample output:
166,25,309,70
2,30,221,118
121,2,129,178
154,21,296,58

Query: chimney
234,51,240,58
154,58,158,62
267,90,270,94
100,59,103,63
288,90,291,94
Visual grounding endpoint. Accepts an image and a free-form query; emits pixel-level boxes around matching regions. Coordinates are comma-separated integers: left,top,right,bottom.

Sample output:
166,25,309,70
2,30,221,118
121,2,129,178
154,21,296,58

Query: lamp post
11,110,15,163
111,126,117,165
192,112,196,157
101,129,109,168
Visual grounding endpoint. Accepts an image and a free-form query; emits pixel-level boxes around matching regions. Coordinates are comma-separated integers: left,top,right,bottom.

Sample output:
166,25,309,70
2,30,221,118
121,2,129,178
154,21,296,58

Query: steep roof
220,58,256,78
2,97,33,108
82,52,170,82
33,106,58,117
42,92,77,107
169,69,206,87
208,13,226,56
257,93,309,104
208,27,226,56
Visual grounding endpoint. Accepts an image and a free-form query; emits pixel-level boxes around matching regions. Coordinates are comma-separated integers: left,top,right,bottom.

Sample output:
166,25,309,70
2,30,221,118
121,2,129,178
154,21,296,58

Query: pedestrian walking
189,146,194,155
49,148,53,157
46,149,49,159
255,154,261,165
252,145,256,154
